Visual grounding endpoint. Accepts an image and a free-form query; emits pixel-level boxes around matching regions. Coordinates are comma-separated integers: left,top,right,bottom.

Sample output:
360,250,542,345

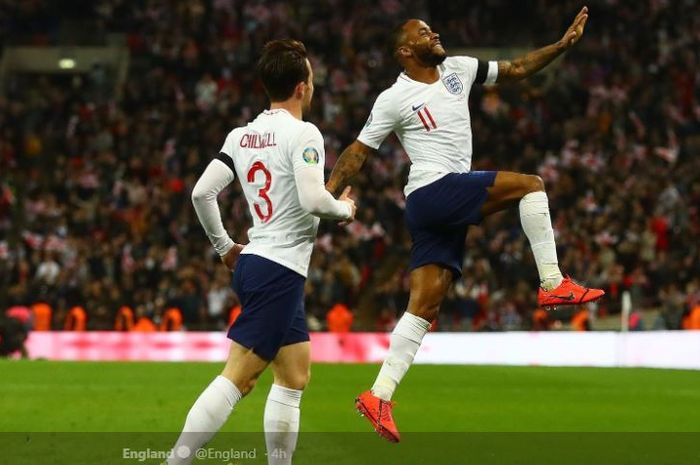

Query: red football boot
538,276,605,308
355,390,400,443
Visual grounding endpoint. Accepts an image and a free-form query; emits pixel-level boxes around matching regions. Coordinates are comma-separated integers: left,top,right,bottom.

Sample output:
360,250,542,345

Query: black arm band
475,59,489,85
214,152,236,175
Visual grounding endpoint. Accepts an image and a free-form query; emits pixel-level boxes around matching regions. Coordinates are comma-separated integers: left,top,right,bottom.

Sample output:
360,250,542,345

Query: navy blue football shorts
405,171,497,279
228,254,309,361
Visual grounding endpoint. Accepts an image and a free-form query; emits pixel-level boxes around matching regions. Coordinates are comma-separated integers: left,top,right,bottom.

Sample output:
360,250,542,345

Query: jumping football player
326,7,603,442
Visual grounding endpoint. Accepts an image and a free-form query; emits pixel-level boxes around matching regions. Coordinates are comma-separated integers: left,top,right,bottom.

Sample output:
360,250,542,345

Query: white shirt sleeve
219,130,237,156
357,90,398,149
451,56,499,86
295,166,352,219
191,158,237,256
292,124,352,220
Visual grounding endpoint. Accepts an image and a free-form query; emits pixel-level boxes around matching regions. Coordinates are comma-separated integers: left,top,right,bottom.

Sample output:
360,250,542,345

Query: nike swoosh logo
550,292,575,301
411,103,425,111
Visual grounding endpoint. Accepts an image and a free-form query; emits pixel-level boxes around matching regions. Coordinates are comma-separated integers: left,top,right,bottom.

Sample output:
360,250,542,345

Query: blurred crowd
1,0,699,332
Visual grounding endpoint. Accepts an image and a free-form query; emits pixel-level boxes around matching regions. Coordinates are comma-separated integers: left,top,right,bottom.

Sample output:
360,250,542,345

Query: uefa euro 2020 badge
302,147,319,165
442,72,463,95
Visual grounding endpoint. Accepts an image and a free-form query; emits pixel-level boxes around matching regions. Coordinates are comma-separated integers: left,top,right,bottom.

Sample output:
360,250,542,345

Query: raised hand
560,6,589,48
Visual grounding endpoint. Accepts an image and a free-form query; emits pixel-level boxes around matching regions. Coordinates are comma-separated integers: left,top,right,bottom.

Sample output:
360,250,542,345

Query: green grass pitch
1,361,699,464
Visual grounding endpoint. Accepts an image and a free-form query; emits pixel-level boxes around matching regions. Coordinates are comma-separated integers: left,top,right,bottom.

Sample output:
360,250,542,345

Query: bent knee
221,369,262,397
407,306,439,323
275,370,310,391
237,376,260,396
524,174,544,193
407,286,447,321
286,370,310,390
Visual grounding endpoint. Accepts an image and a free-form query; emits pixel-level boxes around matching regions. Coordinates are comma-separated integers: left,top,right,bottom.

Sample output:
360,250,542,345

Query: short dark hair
257,39,309,102
388,21,408,59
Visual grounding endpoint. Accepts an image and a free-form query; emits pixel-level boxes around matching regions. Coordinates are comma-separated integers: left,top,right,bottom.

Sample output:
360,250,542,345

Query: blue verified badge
442,72,463,94
302,147,320,165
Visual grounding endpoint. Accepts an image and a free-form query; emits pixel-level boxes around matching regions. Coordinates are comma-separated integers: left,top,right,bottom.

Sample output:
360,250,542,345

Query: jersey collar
399,63,446,85
263,108,293,117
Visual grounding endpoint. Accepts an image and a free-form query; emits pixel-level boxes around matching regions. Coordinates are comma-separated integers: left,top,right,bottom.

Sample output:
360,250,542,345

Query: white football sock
167,375,242,465
264,384,303,465
371,312,430,401
519,191,564,291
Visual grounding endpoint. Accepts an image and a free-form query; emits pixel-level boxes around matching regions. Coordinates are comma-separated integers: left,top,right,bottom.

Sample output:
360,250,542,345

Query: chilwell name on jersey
240,132,277,149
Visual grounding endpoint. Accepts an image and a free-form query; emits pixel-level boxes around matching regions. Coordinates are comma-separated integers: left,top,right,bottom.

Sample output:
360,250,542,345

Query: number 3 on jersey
247,161,273,223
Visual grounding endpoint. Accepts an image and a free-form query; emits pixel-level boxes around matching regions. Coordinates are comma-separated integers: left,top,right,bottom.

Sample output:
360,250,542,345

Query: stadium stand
1,0,698,331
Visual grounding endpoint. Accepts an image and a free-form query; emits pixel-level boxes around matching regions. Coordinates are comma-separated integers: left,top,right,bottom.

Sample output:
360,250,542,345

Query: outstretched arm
326,140,376,195
497,6,588,83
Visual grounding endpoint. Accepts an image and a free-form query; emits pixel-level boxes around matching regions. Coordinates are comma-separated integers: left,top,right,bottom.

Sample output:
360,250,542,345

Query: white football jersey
219,109,325,277
358,56,498,196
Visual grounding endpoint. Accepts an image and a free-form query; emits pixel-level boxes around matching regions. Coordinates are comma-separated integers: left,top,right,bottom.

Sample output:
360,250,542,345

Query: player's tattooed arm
497,6,588,83
326,140,375,195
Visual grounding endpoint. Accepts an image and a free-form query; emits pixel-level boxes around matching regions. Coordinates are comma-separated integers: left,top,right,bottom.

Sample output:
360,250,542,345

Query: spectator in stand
682,304,700,330
327,303,353,333
0,314,29,358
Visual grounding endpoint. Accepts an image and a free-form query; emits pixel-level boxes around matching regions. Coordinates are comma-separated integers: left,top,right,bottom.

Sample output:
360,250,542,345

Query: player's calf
264,342,311,465
167,375,243,465
264,384,304,465
405,265,453,321
167,343,269,464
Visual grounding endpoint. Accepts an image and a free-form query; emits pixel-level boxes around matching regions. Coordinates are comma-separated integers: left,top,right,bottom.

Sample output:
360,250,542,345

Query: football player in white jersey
326,8,604,442
167,40,355,465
